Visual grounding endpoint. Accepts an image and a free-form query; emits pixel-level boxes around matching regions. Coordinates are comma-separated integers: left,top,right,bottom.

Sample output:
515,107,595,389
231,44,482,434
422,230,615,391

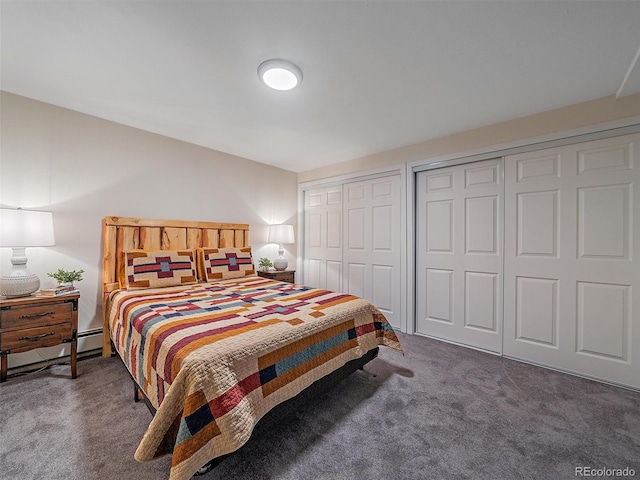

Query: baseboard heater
78,328,103,339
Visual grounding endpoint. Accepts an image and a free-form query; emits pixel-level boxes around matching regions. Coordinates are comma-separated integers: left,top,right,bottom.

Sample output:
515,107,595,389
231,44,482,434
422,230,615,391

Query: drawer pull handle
19,311,54,319
19,332,55,341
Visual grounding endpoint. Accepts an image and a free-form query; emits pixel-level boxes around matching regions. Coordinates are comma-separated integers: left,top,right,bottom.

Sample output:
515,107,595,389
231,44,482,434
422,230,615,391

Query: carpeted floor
1,332,638,480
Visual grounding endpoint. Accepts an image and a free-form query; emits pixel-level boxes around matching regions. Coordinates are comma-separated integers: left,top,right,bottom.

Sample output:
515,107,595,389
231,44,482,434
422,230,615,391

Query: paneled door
504,133,640,389
343,176,402,329
303,185,343,291
416,158,502,353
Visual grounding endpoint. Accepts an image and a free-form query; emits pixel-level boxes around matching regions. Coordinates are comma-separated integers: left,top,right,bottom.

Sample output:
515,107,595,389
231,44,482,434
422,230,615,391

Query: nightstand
0,293,79,382
257,270,296,284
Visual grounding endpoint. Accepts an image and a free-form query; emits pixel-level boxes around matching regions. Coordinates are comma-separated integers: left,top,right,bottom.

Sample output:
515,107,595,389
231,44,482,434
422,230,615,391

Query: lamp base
0,247,40,297
0,272,40,298
273,258,288,271
274,244,288,271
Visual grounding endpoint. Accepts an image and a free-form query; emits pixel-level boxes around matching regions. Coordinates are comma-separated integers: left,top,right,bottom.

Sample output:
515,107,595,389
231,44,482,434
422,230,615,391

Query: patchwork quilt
108,276,402,480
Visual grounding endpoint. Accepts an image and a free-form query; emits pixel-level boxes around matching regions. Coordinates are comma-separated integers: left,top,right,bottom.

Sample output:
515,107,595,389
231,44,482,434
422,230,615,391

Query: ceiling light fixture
258,59,302,91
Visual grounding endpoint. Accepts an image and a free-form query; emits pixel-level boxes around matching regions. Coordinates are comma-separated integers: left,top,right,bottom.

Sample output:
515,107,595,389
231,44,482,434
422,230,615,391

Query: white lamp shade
0,209,55,247
268,224,294,245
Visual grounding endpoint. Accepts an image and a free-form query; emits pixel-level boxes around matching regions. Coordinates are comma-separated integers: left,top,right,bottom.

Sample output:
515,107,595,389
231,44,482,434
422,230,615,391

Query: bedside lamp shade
0,208,55,297
268,224,294,271
268,224,295,246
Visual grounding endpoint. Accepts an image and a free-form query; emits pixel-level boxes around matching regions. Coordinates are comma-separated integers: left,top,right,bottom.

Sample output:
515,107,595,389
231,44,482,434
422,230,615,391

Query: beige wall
4,90,640,370
0,91,298,368
298,93,640,183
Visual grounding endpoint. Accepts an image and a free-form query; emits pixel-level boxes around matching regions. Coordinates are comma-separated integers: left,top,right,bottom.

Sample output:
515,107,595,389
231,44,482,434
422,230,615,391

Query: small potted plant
258,258,273,272
47,268,85,288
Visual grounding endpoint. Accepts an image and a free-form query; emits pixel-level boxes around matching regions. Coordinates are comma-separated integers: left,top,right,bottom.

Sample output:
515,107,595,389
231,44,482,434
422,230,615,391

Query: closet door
504,133,640,389
416,158,502,353
303,185,343,291
343,175,402,329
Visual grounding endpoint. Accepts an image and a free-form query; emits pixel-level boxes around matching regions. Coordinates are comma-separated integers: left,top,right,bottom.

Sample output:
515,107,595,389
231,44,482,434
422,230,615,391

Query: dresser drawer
0,301,73,330
257,270,296,284
274,271,295,283
0,322,74,354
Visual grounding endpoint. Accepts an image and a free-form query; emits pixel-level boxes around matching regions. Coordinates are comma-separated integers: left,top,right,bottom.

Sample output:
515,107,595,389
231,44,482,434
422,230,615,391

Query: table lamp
0,208,55,297
268,224,294,271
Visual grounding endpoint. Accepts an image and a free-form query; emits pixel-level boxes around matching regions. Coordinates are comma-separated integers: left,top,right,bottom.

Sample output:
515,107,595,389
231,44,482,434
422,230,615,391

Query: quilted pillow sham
198,247,255,281
125,250,198,290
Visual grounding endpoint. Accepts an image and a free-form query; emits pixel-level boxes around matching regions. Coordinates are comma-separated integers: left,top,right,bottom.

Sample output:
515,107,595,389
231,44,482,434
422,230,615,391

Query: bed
101,216,402,480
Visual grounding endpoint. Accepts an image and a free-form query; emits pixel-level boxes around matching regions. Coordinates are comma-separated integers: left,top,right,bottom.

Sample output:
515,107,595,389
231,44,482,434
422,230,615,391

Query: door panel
466,195,498,254
578,184,629,259
372,265,393,312
515,276,558,347
303,185,343,290
504,133,640,389
465,271,497,332
416,158,502,352
303,175,402,329
343,176,402,328
425,268,453,324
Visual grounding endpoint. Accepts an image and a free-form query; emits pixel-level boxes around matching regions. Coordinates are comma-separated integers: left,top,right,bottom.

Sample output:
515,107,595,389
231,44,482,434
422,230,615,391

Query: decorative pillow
125,250,198,290
198,247,255,281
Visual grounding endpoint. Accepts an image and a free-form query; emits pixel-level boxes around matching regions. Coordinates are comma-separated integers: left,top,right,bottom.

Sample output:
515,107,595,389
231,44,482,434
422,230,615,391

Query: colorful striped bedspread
108,276,402,480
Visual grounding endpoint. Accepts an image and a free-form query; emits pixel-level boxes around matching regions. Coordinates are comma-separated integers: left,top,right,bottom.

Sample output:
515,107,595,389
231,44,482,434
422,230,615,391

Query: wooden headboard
101,216,250,356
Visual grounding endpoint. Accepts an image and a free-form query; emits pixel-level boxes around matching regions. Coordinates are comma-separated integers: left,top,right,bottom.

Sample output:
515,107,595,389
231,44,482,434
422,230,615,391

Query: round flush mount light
258,59,303,91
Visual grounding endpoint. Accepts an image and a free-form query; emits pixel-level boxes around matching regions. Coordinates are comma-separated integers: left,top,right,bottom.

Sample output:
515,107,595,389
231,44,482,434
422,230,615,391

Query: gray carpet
1,332,638,480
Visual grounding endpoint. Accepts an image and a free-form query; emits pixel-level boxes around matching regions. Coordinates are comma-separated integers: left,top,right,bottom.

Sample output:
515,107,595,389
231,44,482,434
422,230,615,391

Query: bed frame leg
194,458,222,475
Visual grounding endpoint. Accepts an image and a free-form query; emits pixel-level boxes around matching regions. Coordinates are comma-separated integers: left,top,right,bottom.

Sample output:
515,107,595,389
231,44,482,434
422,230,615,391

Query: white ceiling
2,1,640,173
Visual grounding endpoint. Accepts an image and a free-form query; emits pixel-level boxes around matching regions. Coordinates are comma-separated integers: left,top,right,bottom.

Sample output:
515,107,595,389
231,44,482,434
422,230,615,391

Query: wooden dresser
257,270,296,284
0,293,79,382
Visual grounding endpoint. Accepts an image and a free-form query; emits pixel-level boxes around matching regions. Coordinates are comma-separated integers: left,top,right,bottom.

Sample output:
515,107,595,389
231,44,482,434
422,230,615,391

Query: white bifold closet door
504,133,640,389
343,176,402,329
416,158,502,353
303,175,402,330
303,185,344,292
